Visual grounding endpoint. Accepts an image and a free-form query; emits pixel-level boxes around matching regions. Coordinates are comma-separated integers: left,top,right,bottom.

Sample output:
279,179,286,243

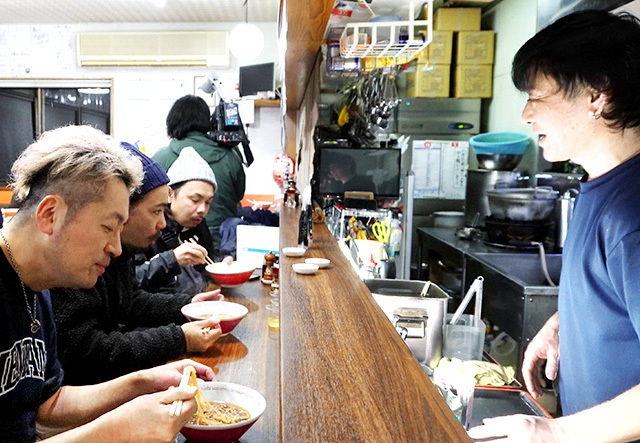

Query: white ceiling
0,0,281,23
0,0,420,24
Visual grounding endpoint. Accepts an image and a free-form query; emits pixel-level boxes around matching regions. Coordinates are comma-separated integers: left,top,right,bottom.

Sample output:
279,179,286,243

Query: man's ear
35,195,68,235
590,90,608,117
167,187,175,204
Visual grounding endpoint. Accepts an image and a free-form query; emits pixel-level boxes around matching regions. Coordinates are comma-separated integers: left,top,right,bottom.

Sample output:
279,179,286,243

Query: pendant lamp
229,0,264,61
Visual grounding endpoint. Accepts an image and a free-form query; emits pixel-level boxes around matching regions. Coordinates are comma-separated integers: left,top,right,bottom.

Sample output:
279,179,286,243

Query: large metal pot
464,169,522,227
364,279,450,369
486,187,559,221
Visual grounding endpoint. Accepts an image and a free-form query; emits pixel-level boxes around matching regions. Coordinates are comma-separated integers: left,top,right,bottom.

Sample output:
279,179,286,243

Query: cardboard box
454,64,493,98
434,7,481,31
417,31,454,64
406,64,451,98
456,31,495,64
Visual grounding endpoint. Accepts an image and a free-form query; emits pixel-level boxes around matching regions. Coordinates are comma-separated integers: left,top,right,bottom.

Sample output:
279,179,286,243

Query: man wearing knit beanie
50,144,225,385
135,147,232,295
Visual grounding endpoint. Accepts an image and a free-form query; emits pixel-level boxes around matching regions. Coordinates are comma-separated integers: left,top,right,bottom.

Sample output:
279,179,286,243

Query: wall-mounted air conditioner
76,31,229,67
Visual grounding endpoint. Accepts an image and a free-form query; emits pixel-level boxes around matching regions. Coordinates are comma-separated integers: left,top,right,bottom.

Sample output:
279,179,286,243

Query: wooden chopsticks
188,238,215,266
169,367,191,417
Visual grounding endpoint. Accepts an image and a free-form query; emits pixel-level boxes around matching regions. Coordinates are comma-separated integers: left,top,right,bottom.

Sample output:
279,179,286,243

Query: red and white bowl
206,261,255,287
181,301,248,336
181,381,266,443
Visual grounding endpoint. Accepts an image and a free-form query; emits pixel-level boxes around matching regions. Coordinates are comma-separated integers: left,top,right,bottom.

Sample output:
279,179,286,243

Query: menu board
412,140,442,198
0,25,75,77
412,139,469,200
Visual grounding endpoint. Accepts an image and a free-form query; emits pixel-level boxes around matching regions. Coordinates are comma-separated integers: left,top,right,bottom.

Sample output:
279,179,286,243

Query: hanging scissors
372,221,390,243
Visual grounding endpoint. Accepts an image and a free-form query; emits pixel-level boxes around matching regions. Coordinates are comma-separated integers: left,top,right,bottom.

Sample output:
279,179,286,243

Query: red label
332,9,353,17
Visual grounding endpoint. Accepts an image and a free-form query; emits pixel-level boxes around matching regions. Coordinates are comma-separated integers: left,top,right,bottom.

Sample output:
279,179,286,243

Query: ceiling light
77,88,110,94
229,0,264,61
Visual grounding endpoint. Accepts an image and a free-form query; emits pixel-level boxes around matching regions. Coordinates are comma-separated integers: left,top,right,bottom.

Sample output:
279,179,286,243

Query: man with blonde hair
52,143,224,385
0,125,214,442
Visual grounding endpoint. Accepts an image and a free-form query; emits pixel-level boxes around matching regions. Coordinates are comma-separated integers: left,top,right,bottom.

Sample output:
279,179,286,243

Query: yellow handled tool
372,221,390,243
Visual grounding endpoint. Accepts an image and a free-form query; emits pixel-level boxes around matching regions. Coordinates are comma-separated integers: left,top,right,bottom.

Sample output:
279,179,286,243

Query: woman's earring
592,112,601,120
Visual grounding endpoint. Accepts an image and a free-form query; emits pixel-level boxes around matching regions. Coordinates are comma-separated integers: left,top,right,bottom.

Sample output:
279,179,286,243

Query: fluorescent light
78,88,110,94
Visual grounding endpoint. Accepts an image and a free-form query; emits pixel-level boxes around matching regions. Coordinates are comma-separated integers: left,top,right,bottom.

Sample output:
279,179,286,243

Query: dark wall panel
0,92,36,182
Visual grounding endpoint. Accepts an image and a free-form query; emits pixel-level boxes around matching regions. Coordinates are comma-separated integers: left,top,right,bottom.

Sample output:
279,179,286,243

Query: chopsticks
188,238,215,266
169,367,191,417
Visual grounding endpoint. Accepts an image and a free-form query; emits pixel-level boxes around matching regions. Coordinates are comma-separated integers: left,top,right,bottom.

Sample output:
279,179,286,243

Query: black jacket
51,247,192,385
134,213,214,295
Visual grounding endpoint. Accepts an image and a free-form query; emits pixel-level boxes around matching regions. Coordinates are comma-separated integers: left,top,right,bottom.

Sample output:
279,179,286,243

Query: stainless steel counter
417,227,560,381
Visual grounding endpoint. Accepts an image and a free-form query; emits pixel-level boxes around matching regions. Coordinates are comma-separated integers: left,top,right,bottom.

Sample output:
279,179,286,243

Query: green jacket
152,131,245,250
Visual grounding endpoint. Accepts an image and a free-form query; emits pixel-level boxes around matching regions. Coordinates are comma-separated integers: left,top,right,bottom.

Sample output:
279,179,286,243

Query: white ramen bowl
180,381,266,443
181,301,249,336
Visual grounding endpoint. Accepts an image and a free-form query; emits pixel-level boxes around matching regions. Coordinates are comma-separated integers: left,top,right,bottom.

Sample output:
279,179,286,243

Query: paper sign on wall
412,140,442,198
411,139,469,200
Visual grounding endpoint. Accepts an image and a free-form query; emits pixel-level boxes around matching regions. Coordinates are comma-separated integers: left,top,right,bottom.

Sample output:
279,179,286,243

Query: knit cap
167,146,217,191
120,142,169,197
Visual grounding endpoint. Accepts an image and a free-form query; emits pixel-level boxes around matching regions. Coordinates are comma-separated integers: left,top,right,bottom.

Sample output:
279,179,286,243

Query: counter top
188,279,280,441
279,207,470,442
188,217,471,442
417,227,513,259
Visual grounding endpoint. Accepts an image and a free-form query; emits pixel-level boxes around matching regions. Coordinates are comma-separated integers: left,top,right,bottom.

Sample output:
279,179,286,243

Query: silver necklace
0,230,41,333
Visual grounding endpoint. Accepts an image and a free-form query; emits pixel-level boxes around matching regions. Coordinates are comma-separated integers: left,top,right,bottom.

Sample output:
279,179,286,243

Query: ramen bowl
181,301,249,336
181,381,266,443
206,261,255,287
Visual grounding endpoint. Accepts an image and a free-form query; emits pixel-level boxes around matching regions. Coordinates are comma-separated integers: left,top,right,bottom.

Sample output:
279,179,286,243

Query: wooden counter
279,207,471,442
189,208,471,442
189,279,280,441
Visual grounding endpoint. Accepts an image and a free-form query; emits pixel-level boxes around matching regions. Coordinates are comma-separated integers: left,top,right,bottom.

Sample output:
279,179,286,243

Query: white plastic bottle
388,218,402,259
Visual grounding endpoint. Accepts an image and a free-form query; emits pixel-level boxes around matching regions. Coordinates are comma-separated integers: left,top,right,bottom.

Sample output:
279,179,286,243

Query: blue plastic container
470,132,531,155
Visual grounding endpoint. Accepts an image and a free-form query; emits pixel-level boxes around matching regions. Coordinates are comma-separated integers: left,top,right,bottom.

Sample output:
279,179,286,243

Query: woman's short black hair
166,95,211,140
512,9,640,131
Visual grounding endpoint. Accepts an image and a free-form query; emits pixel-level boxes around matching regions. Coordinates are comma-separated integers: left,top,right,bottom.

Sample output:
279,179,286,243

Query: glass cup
434,370,475,430
266,304,279,329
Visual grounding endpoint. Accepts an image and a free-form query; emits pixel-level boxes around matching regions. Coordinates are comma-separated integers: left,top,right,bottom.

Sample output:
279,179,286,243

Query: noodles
193,312,234,320
196,400,251,425
183,366,252,426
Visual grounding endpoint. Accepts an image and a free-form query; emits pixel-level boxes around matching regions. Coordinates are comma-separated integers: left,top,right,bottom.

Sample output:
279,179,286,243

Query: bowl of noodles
206,261,255,287
181,380,267,443
181,301,249,336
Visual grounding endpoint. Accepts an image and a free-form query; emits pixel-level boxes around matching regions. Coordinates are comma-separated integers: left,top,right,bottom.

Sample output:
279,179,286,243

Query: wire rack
339,0,432,59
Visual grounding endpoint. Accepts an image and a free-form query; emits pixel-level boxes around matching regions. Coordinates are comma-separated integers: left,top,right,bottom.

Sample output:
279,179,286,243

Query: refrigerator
394,98,481,279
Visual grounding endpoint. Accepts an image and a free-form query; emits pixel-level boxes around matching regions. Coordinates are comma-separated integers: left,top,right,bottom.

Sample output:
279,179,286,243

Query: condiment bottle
270,263,280,296
261,251,276,285
285,178,300,208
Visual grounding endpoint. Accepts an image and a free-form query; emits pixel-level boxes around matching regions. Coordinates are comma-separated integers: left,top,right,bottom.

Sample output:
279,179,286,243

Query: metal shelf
339,0,433,59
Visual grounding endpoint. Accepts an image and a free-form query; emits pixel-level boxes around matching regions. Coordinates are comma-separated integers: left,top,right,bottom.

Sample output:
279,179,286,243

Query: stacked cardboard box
430,7,494,98
406,30,454,97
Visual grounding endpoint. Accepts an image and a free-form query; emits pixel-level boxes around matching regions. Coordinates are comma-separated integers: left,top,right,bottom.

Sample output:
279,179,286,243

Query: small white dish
282,247,306,257
292,263,319,275
305,258,330,268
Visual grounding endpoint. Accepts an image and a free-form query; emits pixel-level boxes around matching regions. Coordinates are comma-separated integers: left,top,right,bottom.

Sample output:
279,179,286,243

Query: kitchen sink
464,251,562,382
471,252,562,295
